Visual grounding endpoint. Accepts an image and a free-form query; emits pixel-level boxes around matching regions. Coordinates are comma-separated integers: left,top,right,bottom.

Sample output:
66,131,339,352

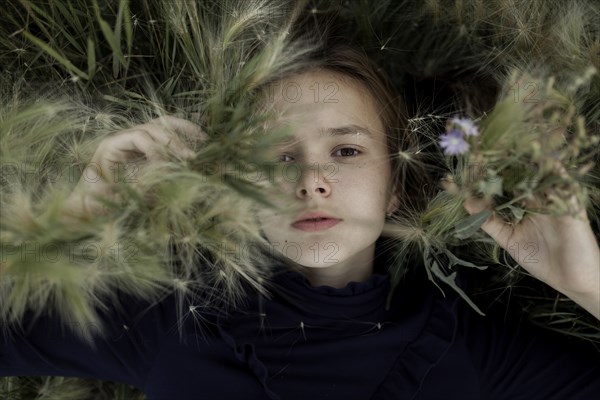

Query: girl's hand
63,116,205,219
442,175,600,319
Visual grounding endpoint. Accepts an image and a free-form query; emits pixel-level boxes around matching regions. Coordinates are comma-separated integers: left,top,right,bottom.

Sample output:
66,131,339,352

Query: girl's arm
0,290,176,389
1,116,205,384
457,299,600,398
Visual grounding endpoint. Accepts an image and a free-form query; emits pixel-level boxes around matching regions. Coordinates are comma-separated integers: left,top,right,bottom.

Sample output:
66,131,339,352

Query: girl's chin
294,261,343,269
275,253,346,270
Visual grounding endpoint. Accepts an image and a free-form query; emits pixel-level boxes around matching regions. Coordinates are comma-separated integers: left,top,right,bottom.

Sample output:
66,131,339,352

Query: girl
0,1,600,399
2,42,600,399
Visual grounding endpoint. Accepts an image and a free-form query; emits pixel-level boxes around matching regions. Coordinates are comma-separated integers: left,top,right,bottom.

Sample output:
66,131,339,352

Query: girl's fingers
93,131,160,183
154,115,208,144
104,116,203,163
439,174,510,244
475,211,512,249
66,116,204,218
457,187,510,242
84,122,198,190
143,116,205,157
128,129,167,163
133,117,202,160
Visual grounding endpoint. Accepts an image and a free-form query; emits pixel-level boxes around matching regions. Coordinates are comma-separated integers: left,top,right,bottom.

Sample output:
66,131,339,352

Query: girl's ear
386,184,401,215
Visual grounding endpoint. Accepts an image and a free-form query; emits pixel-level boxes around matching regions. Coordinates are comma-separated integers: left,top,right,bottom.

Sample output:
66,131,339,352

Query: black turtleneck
2,256,600,399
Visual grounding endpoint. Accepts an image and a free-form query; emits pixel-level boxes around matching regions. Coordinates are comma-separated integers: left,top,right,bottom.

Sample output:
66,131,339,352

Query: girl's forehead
271,71,376,114
261,69,386,144
279,69,361,97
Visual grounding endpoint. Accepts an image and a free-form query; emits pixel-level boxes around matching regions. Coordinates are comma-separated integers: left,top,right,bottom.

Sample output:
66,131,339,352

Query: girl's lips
291,218,341,231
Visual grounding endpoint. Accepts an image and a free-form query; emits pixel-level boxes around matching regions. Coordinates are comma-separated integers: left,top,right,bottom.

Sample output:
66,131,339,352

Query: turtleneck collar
259,243,399,320
268,266,390,320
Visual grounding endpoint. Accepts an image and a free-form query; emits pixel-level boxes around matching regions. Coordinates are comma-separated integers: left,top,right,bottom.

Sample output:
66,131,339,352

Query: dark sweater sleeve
459,303,600,399
0,290,178,390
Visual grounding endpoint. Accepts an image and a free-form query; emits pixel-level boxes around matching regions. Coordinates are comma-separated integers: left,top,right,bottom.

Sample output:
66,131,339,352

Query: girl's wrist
562,287,600,320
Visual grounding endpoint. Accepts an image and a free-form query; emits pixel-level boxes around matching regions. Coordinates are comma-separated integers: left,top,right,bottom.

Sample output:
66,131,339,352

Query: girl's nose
295,163,332,199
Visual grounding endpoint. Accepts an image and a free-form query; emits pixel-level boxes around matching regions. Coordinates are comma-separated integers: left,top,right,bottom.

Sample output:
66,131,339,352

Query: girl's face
258,70,399,285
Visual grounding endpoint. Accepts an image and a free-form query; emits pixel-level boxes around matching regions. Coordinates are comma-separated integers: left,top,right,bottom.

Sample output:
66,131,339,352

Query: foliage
1,0,599,398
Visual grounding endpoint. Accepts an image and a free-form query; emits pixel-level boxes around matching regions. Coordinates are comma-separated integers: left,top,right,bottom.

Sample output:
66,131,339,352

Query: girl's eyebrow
277,124,374,147
321,124,374,138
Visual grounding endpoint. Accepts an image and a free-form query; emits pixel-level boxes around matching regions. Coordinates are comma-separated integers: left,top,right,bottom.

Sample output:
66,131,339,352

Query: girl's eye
278,154,294,163
334,147,361,157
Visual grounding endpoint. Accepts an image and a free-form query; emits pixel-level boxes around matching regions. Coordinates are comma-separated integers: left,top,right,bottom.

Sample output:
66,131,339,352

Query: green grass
1,0,599,398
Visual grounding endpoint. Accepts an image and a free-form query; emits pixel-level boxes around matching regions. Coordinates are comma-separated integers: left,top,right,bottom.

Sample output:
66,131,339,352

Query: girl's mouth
291,218,341,231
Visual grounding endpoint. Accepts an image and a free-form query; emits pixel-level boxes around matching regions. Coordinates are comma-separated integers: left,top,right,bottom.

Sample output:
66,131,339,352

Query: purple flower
451,117,479,137
439,129,470,155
